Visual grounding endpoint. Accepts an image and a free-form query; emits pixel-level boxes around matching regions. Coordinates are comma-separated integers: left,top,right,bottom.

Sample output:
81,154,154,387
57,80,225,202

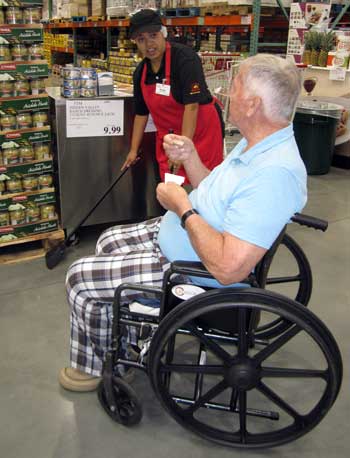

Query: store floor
0,167,349,458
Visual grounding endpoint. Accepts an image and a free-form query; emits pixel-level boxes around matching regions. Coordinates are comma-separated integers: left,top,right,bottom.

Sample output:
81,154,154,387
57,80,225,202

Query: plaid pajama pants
65,217,170,376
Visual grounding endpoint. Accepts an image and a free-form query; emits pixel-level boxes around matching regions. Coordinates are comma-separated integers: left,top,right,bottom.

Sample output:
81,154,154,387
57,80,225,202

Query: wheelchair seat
98,213,343,449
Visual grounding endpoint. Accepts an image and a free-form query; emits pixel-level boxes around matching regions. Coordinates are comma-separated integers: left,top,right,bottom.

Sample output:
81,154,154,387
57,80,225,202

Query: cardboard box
61,4,89,17
92,0,107,16
97,72,114,96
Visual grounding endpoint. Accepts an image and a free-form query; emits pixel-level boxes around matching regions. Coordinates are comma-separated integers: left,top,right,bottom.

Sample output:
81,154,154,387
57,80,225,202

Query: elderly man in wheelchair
59,54,342,448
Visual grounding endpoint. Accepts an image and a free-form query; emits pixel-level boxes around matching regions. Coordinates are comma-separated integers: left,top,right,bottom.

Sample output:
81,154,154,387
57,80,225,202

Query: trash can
293,101,343,175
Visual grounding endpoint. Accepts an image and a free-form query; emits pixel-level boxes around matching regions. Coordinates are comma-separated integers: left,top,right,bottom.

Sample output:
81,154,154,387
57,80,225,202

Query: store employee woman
122,9,224,183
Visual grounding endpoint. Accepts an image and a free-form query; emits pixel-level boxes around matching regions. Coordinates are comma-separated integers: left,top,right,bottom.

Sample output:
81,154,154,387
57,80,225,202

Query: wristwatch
181,209,199,229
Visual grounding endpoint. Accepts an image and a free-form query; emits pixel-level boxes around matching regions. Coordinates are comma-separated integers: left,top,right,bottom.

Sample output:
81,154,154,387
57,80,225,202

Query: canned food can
80,78,97,89
63,79,81,89
63,88,81,98
81,87,97,97
61,67,81,79
80,68,97,79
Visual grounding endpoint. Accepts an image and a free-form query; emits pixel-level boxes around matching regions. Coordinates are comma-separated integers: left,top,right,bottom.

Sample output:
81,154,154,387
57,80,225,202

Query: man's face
229,69,249,127
134,31,166,62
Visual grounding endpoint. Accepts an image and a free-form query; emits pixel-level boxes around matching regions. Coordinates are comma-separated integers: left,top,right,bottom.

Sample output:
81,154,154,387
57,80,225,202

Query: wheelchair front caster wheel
98,377,143,426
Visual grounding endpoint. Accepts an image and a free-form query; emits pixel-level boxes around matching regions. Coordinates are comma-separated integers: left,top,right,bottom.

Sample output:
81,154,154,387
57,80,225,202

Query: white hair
239,54,302,123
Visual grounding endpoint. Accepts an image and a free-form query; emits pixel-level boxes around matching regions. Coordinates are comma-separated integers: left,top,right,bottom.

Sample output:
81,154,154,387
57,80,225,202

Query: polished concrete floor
0,167,349,458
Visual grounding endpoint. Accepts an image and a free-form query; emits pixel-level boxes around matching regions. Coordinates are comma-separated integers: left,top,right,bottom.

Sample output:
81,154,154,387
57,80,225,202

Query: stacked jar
0,43,44,62
5,6,42,25
0,172,53,194
0,76,45,98
0,109,49,132
0,140,51,165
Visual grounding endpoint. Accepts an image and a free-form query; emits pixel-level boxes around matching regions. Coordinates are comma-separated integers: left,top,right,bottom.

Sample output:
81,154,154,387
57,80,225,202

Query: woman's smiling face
134,31,166,63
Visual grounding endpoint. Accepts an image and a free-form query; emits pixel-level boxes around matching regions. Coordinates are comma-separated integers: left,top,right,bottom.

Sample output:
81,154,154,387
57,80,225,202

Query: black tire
98,376,143,426
148,289,342,449
254,234,313,339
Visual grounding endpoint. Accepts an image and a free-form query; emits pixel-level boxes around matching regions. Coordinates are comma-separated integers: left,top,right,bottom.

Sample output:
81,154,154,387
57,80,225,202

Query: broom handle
65,157,141,243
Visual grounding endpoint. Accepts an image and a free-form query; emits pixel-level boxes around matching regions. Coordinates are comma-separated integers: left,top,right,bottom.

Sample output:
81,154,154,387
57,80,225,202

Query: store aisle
0,167,349,458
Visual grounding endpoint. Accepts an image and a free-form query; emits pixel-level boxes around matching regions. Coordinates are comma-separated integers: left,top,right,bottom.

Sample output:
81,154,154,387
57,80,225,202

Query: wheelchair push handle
291,213,328,232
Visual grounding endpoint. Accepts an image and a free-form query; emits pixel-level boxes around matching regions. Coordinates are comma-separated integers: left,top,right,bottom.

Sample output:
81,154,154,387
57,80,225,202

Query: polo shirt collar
229,124,294,165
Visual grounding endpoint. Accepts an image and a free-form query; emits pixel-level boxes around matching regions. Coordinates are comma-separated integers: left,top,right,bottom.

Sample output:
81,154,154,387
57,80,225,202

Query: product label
0,126,51,145
0,95,49,113
0,189,55,212
0,62,48,78
0,27,43,43
0,219,58,245
0,160,53,176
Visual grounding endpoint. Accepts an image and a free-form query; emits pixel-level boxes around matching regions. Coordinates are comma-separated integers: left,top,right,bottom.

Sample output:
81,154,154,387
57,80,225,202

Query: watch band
181,209,199,229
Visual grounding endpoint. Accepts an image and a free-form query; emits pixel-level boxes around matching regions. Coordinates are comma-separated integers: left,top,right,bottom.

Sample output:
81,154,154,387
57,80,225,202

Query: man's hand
168,158,182,174
121,150,137,170
156,182,191,215
163,134,197,165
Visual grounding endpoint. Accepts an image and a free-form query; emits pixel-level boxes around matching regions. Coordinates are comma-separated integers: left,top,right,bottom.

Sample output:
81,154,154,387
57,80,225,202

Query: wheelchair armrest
169,261,215,279
114,282,163,304
169,261,256,286
291,213,328,232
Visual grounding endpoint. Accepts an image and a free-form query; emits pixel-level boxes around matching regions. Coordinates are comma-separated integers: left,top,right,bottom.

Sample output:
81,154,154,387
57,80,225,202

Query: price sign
329,67,346,82
66,99,124,138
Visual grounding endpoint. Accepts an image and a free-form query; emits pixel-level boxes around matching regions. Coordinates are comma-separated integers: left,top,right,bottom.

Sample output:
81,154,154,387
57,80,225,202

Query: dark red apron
141,42,223,183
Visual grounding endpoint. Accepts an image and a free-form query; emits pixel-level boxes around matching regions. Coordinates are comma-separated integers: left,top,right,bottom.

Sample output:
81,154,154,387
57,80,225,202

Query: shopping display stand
0,1,61,262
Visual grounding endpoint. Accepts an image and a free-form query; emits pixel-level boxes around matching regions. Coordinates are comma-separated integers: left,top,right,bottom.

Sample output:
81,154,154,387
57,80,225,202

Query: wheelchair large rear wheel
254,234,312,339
148,289,342,448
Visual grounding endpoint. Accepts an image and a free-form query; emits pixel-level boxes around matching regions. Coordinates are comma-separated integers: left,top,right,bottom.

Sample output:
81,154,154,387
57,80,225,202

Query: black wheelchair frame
98,213,343,449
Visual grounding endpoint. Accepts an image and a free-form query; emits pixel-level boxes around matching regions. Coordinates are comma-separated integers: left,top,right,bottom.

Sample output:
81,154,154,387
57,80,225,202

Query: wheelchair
98,213,343,449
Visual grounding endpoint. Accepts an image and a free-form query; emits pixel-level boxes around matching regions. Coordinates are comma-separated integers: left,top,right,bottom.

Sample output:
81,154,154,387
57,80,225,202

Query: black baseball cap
129,9,163,38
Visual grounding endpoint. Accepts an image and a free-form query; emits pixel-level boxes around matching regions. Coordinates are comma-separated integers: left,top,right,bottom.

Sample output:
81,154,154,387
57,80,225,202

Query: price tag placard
329,67,346,82
66,99,124,138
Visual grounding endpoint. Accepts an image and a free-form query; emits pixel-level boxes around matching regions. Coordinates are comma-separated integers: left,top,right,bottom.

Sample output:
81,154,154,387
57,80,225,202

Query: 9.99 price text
104,126,121,135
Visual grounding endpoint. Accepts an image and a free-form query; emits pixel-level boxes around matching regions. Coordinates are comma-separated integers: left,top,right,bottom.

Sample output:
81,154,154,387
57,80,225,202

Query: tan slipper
58,367,101,392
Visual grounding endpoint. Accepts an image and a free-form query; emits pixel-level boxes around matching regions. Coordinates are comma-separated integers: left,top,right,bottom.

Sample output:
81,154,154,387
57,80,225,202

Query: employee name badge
155,82,170,96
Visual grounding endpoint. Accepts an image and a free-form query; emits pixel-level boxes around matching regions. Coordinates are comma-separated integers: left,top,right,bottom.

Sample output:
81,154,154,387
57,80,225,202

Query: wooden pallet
0,229,65,265
71,16,87,22
200,4,249,16
161,7,200,18
87,16,106,22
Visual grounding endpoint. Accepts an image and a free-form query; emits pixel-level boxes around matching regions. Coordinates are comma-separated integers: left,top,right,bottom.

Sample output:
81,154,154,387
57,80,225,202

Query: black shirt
133,42,213,116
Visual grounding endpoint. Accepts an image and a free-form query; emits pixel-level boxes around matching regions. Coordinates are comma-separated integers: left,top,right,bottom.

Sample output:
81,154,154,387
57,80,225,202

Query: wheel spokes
238,308,248,357
187,323,232,365
257,381,301,422
183,379,228,416
261,366,329,381
160,363,225,376
238,390,248,442
253,325,301,364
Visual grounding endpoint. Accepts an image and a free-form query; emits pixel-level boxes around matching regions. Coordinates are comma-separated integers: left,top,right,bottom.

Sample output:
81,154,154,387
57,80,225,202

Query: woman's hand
163,134,196,165
121,150,138,170
156,182,191,215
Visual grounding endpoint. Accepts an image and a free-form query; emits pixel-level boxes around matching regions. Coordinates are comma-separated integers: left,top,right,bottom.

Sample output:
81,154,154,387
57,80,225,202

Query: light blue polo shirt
157,124,307,287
